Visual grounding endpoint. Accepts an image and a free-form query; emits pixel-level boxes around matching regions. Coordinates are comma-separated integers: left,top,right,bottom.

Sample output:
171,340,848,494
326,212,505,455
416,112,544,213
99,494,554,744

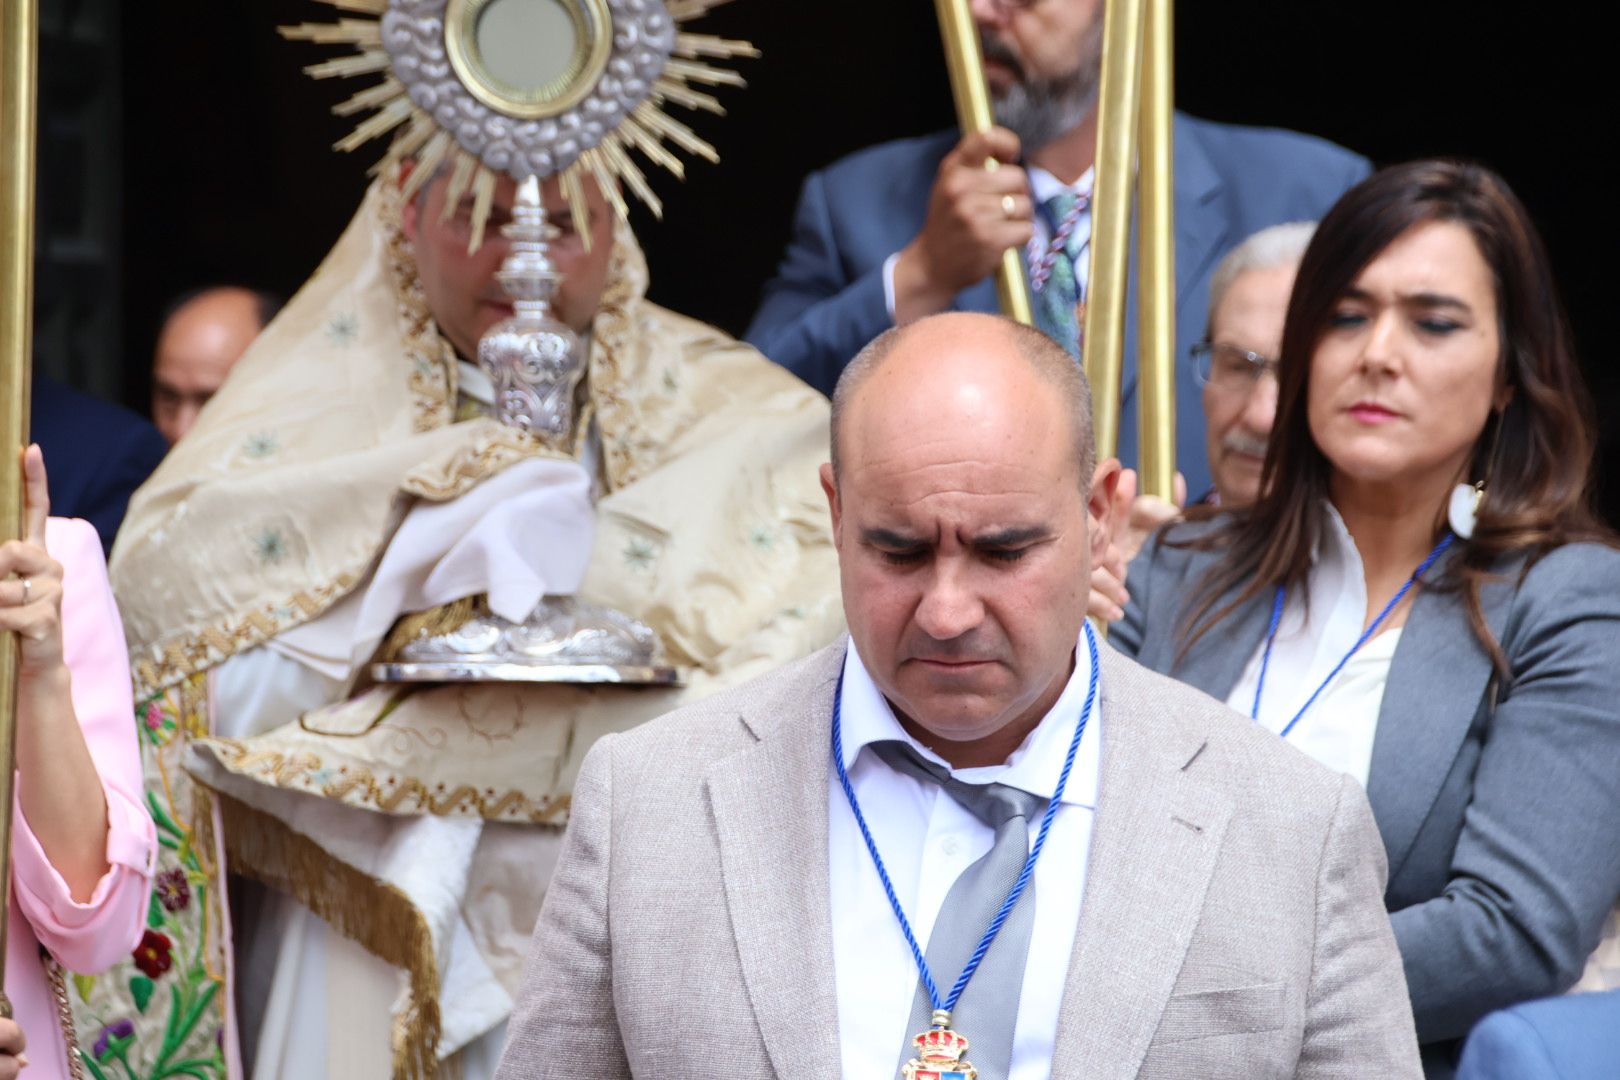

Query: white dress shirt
881,166,1096,321
829,635,1101,1079
1225,502,1399,786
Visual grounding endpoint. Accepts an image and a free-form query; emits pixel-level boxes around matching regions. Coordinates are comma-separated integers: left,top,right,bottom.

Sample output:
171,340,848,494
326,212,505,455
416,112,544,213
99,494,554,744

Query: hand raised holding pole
0,0,40,1022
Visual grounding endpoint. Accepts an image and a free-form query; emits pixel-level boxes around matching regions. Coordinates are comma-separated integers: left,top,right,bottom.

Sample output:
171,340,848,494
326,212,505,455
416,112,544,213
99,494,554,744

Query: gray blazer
497,641,1421,1079
1110,520,1620,1072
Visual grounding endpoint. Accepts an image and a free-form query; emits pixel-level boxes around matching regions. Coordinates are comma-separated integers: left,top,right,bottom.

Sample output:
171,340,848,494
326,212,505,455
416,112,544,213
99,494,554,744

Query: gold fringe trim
219,794,442,1080
379,595,482,661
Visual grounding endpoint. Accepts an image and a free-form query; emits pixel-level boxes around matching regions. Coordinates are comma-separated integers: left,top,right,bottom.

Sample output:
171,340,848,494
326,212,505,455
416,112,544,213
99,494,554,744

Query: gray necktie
872,740,1047,1080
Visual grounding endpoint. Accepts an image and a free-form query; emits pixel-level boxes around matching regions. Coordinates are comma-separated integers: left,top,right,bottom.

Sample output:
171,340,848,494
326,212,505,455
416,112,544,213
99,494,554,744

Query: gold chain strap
42,953,89,1080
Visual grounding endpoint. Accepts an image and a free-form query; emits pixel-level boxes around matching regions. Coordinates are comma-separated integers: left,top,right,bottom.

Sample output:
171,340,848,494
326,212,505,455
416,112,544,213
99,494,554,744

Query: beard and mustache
982,23,1105,153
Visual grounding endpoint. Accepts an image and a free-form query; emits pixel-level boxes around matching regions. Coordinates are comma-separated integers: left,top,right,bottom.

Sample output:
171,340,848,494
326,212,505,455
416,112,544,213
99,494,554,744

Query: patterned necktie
872,740,1047,1080
1031,189,1089,360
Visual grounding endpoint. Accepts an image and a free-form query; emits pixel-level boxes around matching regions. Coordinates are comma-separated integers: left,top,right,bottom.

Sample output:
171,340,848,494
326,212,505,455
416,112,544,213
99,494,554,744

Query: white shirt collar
1027,164,1096,205
1316,499,1367,580
458,360,494,406
837,634,1101,808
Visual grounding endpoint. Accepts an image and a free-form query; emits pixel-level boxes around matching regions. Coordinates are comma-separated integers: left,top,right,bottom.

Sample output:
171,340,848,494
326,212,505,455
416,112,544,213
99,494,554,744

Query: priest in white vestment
84,168,842,1079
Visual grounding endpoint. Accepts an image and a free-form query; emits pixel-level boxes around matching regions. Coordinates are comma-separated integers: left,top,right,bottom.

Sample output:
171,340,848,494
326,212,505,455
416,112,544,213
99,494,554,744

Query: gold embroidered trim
398,427,568,502
585,219,647,493
198,737,571,824
132,574,362,697
218,794,443,1080
378,174,457,433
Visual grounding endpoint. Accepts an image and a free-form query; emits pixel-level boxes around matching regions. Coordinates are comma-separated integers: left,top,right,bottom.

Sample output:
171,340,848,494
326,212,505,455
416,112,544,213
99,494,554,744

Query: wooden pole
0,0,39,1015
1135,0,1176,498
933,0,1034,325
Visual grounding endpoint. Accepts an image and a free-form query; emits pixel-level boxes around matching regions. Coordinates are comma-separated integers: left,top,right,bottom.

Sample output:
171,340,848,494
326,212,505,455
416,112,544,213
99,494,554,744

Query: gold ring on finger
1001,194,1018,219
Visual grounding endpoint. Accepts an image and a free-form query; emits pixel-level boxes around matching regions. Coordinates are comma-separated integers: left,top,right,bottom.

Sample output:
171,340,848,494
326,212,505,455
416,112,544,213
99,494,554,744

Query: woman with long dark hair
1109,159,1620,1076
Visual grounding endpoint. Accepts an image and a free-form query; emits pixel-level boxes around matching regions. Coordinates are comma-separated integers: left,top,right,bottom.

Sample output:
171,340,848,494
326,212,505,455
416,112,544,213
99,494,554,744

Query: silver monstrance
376,176,677,686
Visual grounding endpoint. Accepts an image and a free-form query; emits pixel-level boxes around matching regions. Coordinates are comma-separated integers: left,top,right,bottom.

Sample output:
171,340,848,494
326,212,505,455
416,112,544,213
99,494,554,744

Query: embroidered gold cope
83,175,843,1078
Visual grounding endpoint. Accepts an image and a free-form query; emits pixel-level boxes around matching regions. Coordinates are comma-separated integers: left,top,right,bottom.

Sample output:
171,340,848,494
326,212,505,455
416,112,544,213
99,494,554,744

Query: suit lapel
1366,563,1507,878
705,649,843,1080
1169,115,1230,334
1166,580,1273,705
1050,652,1234,1080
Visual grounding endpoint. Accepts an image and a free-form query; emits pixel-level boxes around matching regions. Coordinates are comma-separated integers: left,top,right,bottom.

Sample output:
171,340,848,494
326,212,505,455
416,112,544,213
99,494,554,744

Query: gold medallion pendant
901,1012,978,1080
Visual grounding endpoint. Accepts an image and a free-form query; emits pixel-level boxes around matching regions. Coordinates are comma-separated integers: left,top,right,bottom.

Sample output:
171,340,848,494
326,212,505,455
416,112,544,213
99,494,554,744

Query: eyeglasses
1191,342,1280,393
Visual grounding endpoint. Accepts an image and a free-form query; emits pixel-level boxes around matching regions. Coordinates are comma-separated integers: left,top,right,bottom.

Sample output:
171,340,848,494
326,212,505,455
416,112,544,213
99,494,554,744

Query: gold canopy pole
1135,0,1176,498
1081,0,1146,462
933,0,1034,325
0,0,39,1016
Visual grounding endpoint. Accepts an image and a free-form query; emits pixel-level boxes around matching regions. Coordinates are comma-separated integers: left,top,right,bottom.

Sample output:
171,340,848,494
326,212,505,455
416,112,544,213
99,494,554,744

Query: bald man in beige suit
497,314,1420,1079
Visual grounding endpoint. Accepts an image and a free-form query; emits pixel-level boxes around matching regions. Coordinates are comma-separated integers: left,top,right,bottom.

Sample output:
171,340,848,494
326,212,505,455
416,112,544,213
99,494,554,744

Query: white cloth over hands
269,456,596,680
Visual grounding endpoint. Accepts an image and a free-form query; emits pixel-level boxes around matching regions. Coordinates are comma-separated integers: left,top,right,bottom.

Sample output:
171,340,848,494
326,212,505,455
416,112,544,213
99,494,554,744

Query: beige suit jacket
497,641,1421,1079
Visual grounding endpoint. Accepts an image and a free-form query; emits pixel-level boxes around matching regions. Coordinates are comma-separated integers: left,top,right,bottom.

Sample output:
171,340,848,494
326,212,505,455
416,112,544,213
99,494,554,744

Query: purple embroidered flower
156,867,191,912
93,1019,135,1058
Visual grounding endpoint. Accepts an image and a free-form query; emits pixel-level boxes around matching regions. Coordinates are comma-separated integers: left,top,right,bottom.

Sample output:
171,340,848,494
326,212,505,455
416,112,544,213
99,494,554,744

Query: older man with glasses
1192,221,1315,506
1090,222,1314,622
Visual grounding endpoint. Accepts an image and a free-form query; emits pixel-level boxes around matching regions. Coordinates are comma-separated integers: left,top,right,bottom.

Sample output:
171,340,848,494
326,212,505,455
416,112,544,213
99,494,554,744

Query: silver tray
371,661,683,686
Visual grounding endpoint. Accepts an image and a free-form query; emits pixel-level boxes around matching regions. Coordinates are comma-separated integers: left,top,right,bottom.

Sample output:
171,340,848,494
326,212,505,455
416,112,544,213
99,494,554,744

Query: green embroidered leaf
79,1050,112,1080
149,891,167,928
73,972,97,1000
157,832,180,850
146,790,183,836
163,1067,217,1080
159,983,186,1059
173,980,221,1048
130,973,155,1012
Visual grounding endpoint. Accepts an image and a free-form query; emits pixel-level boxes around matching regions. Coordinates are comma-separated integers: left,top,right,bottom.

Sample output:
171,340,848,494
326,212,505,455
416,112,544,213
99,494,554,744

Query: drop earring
1449,410,1504,540
1448,481,1484,539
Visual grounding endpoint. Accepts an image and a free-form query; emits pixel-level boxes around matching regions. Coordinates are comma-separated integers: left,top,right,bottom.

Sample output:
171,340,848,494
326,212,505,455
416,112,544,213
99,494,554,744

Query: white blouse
1224,503,1401,787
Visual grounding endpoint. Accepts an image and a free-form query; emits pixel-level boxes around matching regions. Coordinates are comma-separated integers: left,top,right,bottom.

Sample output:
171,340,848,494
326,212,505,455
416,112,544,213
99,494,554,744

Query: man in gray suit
497,313,1421,1079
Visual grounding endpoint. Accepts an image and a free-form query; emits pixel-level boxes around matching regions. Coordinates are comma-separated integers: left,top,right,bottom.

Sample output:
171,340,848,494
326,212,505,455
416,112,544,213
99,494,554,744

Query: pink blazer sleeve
9,516,157,973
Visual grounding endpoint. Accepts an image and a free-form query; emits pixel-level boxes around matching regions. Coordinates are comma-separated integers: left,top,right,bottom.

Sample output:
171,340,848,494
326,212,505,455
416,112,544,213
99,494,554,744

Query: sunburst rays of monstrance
281,0,757,251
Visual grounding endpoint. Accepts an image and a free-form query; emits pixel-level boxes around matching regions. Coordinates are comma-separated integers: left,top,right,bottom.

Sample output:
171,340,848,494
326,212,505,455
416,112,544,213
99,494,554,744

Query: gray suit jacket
1110,520,1620,1074
497,642,1421,1079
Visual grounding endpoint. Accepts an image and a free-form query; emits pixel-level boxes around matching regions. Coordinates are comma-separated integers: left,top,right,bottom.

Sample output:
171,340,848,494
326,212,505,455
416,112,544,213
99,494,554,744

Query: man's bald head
819,312,1110,765
829,312,1095,486
153,285,279,445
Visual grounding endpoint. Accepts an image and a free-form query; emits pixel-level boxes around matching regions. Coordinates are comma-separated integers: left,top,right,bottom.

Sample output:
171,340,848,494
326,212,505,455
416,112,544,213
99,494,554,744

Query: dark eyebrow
860,527,927,549
1341,285,1472,313
972,526,1053,548
1401,291,1471,313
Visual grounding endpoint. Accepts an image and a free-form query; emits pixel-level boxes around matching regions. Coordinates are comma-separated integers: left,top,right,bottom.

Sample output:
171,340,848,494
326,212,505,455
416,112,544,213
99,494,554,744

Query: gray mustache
980,35,1025,81
1222,432,1270,458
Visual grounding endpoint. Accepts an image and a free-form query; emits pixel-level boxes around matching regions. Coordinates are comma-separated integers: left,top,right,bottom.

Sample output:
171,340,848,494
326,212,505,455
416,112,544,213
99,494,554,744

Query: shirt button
941,836,960,856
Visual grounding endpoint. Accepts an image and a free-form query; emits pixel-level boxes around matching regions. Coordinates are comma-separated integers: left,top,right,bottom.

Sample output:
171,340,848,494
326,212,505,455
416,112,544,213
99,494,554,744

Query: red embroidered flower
143,703,163,731
132,930,173,978
156,868,191,912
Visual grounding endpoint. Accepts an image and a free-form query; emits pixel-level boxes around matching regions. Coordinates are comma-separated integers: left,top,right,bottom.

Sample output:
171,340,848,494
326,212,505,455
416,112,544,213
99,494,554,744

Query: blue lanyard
1251,533,1454,738
831,620,1100,1016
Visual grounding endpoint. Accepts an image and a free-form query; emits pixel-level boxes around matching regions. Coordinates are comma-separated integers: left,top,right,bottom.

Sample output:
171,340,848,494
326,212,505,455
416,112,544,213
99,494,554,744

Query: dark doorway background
114,1,1615,517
